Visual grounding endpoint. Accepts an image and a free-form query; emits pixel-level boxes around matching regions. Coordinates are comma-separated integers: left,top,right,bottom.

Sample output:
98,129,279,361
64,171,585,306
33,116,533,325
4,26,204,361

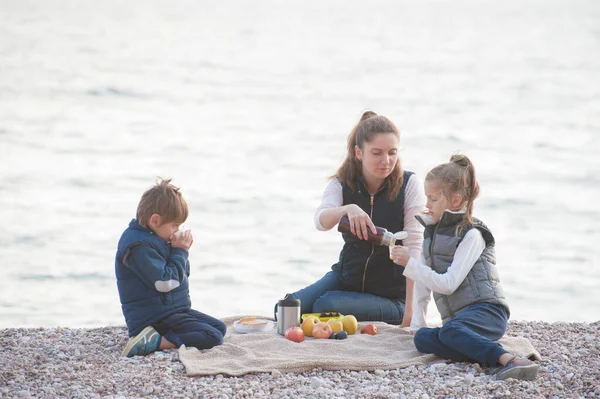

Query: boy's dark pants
154,309,226,350
413,302,509,367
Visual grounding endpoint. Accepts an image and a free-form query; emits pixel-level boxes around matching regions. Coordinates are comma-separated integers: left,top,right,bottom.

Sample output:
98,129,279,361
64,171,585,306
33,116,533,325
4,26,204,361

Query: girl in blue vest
282,111,426,326
391,154,539,380
115,178,226,357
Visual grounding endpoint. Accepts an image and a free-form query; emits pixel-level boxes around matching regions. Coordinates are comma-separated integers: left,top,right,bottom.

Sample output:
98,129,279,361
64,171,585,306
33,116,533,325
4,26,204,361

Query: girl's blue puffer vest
417,211,510,324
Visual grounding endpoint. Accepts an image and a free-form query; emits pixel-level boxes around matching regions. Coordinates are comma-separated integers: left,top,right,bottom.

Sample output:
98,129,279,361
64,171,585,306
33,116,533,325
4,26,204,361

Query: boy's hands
170,230,193,251
390,245,410,267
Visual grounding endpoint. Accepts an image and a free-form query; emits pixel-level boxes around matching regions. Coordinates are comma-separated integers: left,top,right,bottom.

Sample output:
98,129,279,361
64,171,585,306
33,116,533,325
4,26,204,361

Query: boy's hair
331,111,404,201
425,154,480,228
136,177,189,227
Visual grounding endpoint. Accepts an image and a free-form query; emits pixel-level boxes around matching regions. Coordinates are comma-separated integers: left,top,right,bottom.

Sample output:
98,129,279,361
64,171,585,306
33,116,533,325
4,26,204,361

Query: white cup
173,226,189,239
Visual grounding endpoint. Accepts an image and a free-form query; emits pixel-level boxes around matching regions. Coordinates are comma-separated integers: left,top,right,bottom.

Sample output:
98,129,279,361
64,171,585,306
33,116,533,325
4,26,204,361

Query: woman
286,111,425,326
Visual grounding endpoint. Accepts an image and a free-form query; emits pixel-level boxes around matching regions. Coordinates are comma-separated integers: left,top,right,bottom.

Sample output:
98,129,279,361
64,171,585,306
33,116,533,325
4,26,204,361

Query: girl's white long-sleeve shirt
313,174,426,260
403,225,486,331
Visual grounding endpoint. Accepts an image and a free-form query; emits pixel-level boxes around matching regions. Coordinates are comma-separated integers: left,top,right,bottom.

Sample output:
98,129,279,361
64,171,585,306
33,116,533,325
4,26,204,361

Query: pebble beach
1,320,599,399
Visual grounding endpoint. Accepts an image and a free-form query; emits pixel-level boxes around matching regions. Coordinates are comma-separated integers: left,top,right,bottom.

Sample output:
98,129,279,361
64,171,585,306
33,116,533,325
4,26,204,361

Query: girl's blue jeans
278,271,406,325
413,302,509,366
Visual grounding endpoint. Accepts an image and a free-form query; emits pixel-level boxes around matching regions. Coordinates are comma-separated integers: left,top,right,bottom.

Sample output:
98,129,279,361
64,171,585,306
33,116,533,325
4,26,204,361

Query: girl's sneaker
491,356,539,381
121,326,161,357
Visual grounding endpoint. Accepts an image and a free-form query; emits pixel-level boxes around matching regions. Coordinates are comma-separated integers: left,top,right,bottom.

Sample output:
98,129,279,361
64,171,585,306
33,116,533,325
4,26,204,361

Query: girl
281,111,425,326
391,154,539,380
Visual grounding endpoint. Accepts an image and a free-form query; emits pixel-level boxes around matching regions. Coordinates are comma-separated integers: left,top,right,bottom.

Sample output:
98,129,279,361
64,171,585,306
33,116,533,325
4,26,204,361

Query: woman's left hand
390,245,410,267
400,313,411,328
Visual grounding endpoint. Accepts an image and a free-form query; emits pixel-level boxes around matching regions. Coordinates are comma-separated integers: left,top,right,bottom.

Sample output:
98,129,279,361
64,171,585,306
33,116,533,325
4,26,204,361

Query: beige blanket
179,316,542,377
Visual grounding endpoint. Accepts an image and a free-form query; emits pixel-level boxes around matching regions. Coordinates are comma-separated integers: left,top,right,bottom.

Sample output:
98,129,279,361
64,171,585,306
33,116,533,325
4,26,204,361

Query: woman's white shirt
313,174,426,260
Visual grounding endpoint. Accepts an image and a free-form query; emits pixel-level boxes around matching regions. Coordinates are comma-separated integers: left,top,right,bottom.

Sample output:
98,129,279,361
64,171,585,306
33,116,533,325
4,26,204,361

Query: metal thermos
276,293,301,335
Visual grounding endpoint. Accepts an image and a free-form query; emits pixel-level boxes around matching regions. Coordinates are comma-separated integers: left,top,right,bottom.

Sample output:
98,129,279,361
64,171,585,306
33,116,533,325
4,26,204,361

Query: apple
360,324,377,335
301,316,320,337
341,315,358,335
285,327,304,343
312,322,333,339
327,318,344,333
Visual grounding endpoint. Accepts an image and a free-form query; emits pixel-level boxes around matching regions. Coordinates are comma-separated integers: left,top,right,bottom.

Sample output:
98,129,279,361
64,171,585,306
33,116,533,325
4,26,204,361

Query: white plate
232,319,275,334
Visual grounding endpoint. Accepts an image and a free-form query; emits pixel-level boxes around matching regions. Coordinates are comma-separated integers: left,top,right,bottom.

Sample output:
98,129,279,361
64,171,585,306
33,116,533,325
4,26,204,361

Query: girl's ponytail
449,154,479,227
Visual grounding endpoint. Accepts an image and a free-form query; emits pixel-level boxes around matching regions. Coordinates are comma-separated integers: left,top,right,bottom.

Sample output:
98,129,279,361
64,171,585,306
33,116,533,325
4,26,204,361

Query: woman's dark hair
332,111,403,200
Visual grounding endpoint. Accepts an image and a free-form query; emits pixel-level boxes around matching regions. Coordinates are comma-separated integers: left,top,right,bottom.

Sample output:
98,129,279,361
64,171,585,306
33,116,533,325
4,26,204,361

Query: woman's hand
400,313,412,328
390,245,410,267
171,230,194,251
346,204,377,240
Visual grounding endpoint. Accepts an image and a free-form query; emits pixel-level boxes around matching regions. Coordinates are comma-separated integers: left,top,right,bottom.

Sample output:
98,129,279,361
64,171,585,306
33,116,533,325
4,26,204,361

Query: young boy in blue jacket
115,178,226,357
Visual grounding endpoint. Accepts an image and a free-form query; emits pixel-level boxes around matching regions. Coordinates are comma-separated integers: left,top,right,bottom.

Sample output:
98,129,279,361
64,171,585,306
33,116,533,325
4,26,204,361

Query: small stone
464,374,475,385
374,369,386,377
271,370,283,378
310,377,324,388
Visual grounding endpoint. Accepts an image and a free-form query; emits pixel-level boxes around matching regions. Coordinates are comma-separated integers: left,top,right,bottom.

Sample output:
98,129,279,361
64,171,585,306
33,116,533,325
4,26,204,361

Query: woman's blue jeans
278,271,406,325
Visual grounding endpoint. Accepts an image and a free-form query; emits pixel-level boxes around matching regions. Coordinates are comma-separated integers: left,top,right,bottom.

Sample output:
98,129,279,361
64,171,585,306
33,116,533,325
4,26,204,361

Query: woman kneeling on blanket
390,154,539,381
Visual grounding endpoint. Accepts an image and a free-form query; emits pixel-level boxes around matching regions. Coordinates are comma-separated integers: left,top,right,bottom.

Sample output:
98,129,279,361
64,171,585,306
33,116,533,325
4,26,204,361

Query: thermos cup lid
278,293,300,307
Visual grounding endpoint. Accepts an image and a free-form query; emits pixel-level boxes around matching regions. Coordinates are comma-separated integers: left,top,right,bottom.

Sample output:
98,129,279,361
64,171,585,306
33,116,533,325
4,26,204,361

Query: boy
115,178,226,357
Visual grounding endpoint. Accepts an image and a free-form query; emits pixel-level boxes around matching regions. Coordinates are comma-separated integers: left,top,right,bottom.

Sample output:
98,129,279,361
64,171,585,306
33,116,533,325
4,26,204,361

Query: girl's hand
171,230,194,251
390,245,410,267
346,204,377,240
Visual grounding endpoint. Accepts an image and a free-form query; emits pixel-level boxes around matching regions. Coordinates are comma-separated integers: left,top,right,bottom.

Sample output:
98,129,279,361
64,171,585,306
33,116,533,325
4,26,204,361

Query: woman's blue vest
332,171,413,299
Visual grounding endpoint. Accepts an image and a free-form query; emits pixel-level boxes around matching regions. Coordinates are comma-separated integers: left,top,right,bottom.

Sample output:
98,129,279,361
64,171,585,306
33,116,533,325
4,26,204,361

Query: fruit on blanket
327,318,344,333
301,316,320,337
312,322,333,339
341,315,358,335
361,324,377,335
284,327,304,343
335,330,348,340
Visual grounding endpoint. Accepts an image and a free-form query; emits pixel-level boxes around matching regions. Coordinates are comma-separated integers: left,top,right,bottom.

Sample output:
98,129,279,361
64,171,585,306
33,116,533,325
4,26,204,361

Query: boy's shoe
491,356,539,381
121,326,161,357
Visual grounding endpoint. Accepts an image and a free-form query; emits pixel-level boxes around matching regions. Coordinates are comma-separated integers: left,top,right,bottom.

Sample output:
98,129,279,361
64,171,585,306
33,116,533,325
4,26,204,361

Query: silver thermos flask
276,293,301,335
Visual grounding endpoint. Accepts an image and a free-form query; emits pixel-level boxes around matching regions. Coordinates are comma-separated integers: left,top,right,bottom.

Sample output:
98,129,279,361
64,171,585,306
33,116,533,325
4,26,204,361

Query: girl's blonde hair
332,111,404,200
136,177,189,227
426,154,480,228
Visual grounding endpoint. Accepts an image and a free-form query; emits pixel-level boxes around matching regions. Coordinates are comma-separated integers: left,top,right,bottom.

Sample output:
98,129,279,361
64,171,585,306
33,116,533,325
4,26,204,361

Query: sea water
1,0,599,328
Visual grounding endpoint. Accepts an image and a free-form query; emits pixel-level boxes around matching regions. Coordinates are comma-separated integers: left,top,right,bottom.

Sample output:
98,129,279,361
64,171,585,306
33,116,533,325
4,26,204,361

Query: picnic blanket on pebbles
178,316,542,377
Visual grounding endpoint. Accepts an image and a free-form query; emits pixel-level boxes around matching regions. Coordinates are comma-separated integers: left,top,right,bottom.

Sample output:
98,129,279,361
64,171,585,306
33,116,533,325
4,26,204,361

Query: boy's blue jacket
115,219,191,336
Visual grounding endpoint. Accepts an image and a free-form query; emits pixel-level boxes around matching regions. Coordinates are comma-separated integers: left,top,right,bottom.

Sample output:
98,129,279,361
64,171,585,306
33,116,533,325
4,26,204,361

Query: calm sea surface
1,0,599,328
